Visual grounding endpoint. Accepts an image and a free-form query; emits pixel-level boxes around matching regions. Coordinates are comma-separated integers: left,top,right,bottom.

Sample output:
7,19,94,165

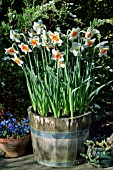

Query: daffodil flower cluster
5,20,108,68
4,20,110,118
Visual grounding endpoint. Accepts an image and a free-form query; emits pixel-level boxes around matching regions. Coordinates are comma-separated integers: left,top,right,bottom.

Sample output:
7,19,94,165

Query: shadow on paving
0,154,113,170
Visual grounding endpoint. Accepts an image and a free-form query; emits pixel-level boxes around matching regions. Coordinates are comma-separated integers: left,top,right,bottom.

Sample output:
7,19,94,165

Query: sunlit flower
41,40,50,51
1,120,6,126
69,28,80,40
33,20,46,35
48,31,62,46
84,38,96,47
99,46,109,57
18,43,32,54
28,28,36,37
52,49,65,60
11,56,23,66
96,41,109,48
94,29,101,37
85,27,93,39
10,30,20,43
29,37,40,48
41,29,48,41
70,42,84,56
58,58,65,68
5,47,19,56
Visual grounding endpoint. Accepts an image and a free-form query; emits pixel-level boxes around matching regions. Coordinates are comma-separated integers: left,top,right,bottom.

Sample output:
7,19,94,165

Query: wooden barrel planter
28,106,92,167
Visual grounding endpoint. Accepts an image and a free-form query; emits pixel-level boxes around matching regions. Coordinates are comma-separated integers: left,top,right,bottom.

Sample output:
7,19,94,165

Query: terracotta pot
28,106,92,167
0,135,30,158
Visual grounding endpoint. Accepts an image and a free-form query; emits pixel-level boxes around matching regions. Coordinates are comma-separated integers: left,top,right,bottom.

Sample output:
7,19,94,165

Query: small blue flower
8,123,14,130
23,126,28,133
24,117,29,123
1,120,6,126
5,119,10,124
15,124,18,128
7,112,13,117
11,129,16,134
15,125,19,132
12,118,16,123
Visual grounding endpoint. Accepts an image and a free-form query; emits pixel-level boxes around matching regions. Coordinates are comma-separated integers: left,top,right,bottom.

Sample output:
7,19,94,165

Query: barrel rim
28,106,91,120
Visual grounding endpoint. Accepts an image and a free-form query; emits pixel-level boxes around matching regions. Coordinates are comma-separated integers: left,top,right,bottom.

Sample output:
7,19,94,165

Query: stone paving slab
0,154,113,170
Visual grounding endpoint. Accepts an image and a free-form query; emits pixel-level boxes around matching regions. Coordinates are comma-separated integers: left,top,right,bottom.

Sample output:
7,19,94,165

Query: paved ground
0,154,113,170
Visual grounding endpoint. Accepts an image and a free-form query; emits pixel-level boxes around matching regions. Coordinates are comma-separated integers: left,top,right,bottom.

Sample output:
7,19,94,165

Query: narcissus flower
58,58,65,68
48,31,62,46
96,41,109,57
41,40,50,51
96,41,109,48
84,38,96,47
33,20,46,35
52,49,65,60
70,42,84,56
85,27,93,39
99,46,109,57
69,28,80,40
10,30,20,43
11,56,23,66
18,43,32,54
41,29,48,41
29,37,40,48
5,47,19,56
28,28,36,37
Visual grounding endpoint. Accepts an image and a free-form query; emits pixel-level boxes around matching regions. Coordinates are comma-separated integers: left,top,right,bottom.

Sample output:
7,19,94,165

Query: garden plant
0,0,113,167
0,0,113,117
4,19,112,118
81,134,113,168
0,111,30,157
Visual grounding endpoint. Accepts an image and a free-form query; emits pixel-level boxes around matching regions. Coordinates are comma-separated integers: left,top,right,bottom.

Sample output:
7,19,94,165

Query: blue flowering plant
5,19,112,119
0,112,30,139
